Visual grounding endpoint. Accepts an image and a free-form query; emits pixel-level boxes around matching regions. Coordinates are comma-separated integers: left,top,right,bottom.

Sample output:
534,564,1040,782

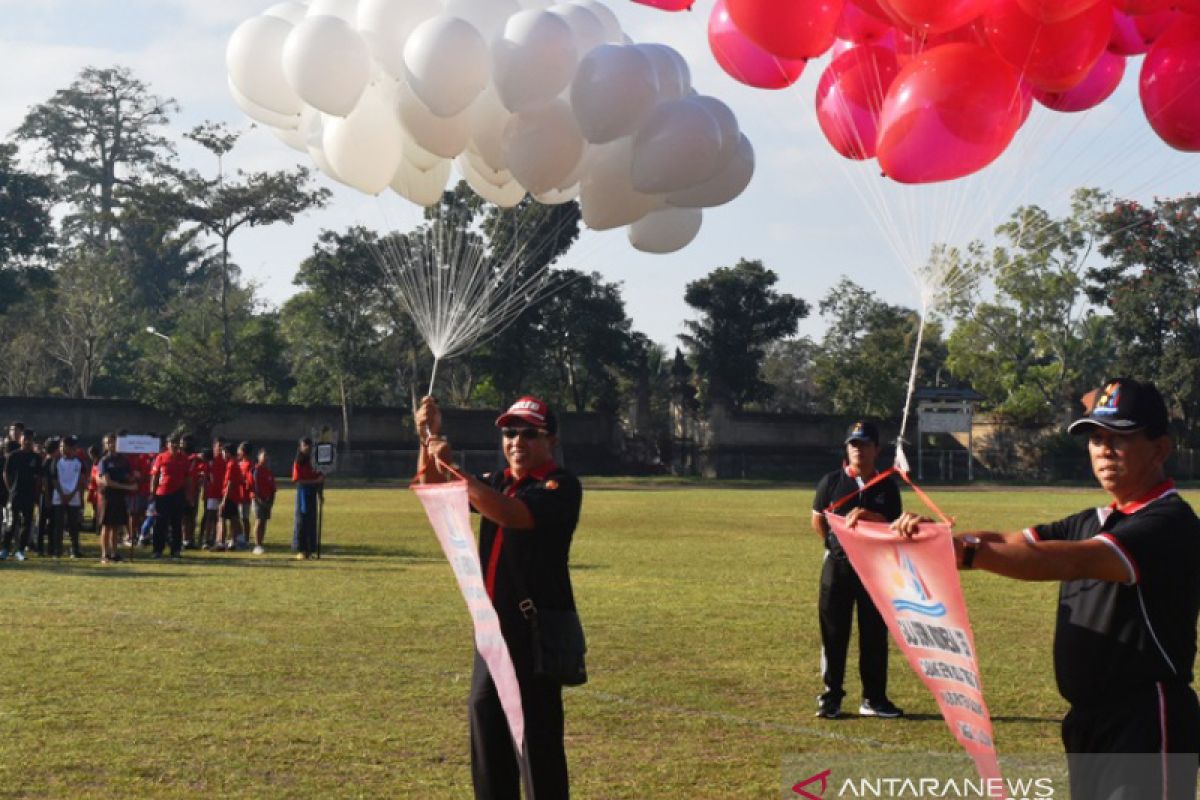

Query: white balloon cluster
226,0,755,254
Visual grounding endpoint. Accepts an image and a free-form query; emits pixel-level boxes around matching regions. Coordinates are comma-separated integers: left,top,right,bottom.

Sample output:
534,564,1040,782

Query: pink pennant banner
827,514,1002,793
414,480,526,755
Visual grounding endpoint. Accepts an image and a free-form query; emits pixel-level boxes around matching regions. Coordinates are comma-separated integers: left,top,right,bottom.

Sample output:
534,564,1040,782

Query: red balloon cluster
664,0,1200,182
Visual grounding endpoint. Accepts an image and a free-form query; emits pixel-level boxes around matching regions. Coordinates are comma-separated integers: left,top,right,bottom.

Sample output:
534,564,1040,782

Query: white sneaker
14,551,26,562
252,546,264,555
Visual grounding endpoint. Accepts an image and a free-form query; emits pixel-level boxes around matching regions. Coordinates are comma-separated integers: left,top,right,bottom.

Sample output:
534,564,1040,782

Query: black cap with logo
1067,377,1170,438
844,421,880,446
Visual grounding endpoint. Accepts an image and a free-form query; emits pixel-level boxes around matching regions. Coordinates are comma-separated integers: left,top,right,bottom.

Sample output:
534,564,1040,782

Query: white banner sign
117,434,161,455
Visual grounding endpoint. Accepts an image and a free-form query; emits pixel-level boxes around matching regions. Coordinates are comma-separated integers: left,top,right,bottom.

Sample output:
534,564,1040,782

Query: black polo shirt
476,461,583,631
1027,483,1200,706
4,449,41,506
812,466,903,559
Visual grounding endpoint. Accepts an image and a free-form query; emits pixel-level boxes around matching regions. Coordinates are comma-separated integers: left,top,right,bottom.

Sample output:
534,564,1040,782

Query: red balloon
878,0,989,34
982,0,1113,92
849,0,899,23
1033,50,1127,110
837,1,894,42
1173,0,1200,14
1114,0,1171,12
1136,9,1182,42
631,0,696,10
878,43,1025,183
815,45,902,159
709,0,807,89
1015,0,1103,22
892,20,984,64
725,0,846,60
1141,15,1200,150
1110,7,1153,54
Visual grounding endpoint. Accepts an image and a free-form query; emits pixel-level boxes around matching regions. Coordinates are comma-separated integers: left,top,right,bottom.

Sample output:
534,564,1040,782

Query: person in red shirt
86,445,101,532
218,443,245,552
150,434,192,559
206,439,227,550
181,434,203,549
291,438,325,560
237,441,255,550
251,449,277,555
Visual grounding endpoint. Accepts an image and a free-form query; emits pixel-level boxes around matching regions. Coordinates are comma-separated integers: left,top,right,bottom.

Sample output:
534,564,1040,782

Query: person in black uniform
417,395,583,800
810,421,904,720
893,377,1200,799
2,431,42,561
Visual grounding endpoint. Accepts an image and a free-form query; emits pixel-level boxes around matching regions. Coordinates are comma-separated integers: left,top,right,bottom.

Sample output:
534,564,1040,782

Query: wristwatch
960,535,981,570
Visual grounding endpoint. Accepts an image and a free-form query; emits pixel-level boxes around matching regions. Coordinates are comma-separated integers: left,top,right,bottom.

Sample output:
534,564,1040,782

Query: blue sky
1,0,1196,349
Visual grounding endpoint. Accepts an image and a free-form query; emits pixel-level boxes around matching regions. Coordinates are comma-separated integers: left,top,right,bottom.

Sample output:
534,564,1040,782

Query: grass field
0,482,1196,799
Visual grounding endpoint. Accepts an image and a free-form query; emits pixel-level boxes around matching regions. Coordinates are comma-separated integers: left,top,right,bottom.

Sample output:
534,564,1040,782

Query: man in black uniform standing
810,421,904,720
893,377,1200,798
417,395,583,800
2,430,42,561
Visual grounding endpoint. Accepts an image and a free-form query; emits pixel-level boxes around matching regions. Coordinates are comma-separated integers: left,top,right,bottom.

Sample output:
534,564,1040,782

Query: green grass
0,483,1196,798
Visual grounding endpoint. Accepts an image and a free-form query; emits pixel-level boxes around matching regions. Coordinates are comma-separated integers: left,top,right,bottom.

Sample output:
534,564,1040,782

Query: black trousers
1063,682,1200,800
36,498,53,554
3,501,34,552
51,506,82,557
469,649,569,800
152,491,185,556
818,552,889,704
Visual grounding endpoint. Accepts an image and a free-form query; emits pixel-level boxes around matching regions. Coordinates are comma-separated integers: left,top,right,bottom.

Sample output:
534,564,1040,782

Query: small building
915,387,984,482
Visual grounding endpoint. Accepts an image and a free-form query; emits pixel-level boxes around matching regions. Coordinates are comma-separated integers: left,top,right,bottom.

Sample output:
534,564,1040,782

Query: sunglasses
500,428,548,441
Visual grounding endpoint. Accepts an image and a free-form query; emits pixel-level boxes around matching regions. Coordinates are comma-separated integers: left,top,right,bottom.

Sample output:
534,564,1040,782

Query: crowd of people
0,421,326,564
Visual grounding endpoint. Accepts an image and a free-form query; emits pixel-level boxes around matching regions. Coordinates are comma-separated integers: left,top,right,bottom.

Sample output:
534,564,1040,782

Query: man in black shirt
811,421,904,720
418,395,583,800
3,431,42,561
894,377,1200,799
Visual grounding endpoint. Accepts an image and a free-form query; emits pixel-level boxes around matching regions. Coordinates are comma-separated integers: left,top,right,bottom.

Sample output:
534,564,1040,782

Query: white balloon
573,0,623,43
270,125,309,153
570,44,658,145
392,158,452,206
458,151,512,186
405,15,490,118
283,15,372,117
628,207,703,254
668,133,754,209
631,97,725,195
263,1,308,24
302,112,346,184
357,0,441,79
503,99,584,195
518,0,553,8
692,95,739,172
493,10,578,114
467,86,513,172
403,134,445,171
636,43,690,102
228,78,302,130
549,3,606,57
459,157,527,207
396,78,471,158
579,137,663,230
444,0,522,41
309,0,358,22
557,142,589,190
324,82,405,195
227,16,304,117
534,184,579,204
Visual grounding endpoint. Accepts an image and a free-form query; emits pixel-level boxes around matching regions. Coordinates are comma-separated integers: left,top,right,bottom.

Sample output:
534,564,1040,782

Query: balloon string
428,356,440,399
895,308,927,470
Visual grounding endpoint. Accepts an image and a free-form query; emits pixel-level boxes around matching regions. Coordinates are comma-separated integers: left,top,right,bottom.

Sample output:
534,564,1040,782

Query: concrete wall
0,397,620,478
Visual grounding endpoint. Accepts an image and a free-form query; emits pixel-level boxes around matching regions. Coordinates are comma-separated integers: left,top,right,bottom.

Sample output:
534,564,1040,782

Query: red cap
495,396,557,434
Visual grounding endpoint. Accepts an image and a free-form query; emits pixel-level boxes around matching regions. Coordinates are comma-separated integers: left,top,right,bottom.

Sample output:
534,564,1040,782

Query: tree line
2,66,1198,458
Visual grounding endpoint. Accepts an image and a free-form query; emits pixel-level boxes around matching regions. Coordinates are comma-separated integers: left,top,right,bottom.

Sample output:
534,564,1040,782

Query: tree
532,270,636,414
679,259,808,410
812,278,946,418
47,247,140,398
174,122,330,377
17,66,177,245
1090,193,1200,441
760,337,822,413
946,190,1112,424
283,227,397,450
0,142,57,312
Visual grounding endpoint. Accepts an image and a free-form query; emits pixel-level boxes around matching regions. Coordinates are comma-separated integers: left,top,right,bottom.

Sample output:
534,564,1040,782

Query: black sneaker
815,698,842,719
859,699,904,718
